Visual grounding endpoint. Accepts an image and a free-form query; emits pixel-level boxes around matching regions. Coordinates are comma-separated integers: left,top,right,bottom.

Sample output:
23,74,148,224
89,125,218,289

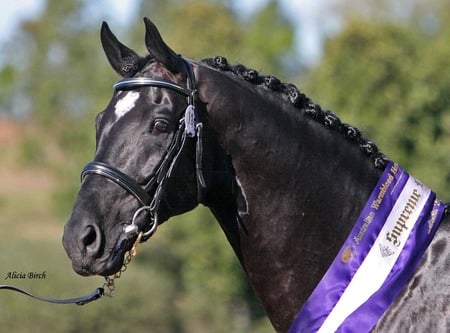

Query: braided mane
201,56,389,170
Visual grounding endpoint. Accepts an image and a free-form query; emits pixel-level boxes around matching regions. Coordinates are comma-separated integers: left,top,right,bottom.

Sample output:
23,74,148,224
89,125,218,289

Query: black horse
63,18,449,332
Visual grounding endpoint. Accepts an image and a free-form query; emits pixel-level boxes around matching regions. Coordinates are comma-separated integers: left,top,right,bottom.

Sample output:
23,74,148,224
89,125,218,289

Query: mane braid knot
203,56,389,170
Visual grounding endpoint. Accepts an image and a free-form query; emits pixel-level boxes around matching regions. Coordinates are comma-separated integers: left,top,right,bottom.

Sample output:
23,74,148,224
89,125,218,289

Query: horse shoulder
374,216,450,332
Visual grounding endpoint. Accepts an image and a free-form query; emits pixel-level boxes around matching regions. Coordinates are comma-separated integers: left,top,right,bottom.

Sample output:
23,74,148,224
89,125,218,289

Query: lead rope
102,231,143,297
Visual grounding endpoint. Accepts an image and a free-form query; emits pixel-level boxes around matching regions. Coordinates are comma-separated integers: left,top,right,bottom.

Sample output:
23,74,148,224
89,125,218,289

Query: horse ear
143,17,184,73
100,22,141,77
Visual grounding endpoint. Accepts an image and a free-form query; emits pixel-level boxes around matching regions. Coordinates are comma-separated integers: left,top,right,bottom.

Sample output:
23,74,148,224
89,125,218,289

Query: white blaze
114,91,140,120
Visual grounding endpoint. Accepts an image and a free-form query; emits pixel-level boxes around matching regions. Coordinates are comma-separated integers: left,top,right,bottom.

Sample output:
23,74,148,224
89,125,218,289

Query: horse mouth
101,235,136,276
70,235,135,277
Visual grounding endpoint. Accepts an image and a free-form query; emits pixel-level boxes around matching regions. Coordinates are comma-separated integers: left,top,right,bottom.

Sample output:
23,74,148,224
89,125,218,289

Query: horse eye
151,120,169,133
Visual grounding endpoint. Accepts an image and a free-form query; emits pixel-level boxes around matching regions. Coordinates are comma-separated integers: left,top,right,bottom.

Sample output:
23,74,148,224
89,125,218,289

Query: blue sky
0,0,341,65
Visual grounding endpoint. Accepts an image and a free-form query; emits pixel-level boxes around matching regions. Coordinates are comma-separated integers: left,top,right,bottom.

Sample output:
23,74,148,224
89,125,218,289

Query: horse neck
197,64,383,330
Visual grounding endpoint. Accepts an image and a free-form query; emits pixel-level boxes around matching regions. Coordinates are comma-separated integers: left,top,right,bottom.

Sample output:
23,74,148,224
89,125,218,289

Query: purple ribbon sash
289,162,445,333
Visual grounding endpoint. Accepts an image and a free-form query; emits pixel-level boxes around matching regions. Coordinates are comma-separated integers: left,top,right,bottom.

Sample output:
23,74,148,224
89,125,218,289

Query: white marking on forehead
114,91,140,120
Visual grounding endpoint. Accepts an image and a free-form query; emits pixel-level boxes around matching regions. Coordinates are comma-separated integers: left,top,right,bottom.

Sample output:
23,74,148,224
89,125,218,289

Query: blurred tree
136,0,242,59
136,0,297,77
304,3,450,198
0,65,17,117
10,0,120,217
0,0,114,176
240,0,296,75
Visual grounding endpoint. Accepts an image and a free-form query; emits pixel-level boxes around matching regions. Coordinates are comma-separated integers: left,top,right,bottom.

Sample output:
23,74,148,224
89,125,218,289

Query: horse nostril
80,225,102,255
83,226,96,246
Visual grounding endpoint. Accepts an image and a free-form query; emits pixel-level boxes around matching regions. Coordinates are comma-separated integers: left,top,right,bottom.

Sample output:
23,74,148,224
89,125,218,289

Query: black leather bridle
0,58,205,305
81,58,205,242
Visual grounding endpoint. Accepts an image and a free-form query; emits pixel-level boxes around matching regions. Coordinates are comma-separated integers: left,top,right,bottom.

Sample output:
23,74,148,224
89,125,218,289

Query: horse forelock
200,56,390,170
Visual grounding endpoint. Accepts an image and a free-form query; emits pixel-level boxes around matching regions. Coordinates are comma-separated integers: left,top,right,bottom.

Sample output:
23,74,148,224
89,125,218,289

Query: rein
0,285,103,305
0,58,203,305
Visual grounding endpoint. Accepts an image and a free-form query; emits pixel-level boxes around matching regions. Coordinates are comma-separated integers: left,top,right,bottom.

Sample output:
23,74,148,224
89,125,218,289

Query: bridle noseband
81,58,204,242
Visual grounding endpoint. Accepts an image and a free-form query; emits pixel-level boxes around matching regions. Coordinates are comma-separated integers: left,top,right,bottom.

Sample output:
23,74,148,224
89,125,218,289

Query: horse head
63,18,225,277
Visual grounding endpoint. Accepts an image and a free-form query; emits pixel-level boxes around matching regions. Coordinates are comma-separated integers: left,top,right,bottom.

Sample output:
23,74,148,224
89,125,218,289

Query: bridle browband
113,78,192,97
81,58,205,242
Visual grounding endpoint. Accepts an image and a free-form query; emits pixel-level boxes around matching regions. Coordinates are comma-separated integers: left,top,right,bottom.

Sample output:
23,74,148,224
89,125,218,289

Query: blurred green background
0,0,449,332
